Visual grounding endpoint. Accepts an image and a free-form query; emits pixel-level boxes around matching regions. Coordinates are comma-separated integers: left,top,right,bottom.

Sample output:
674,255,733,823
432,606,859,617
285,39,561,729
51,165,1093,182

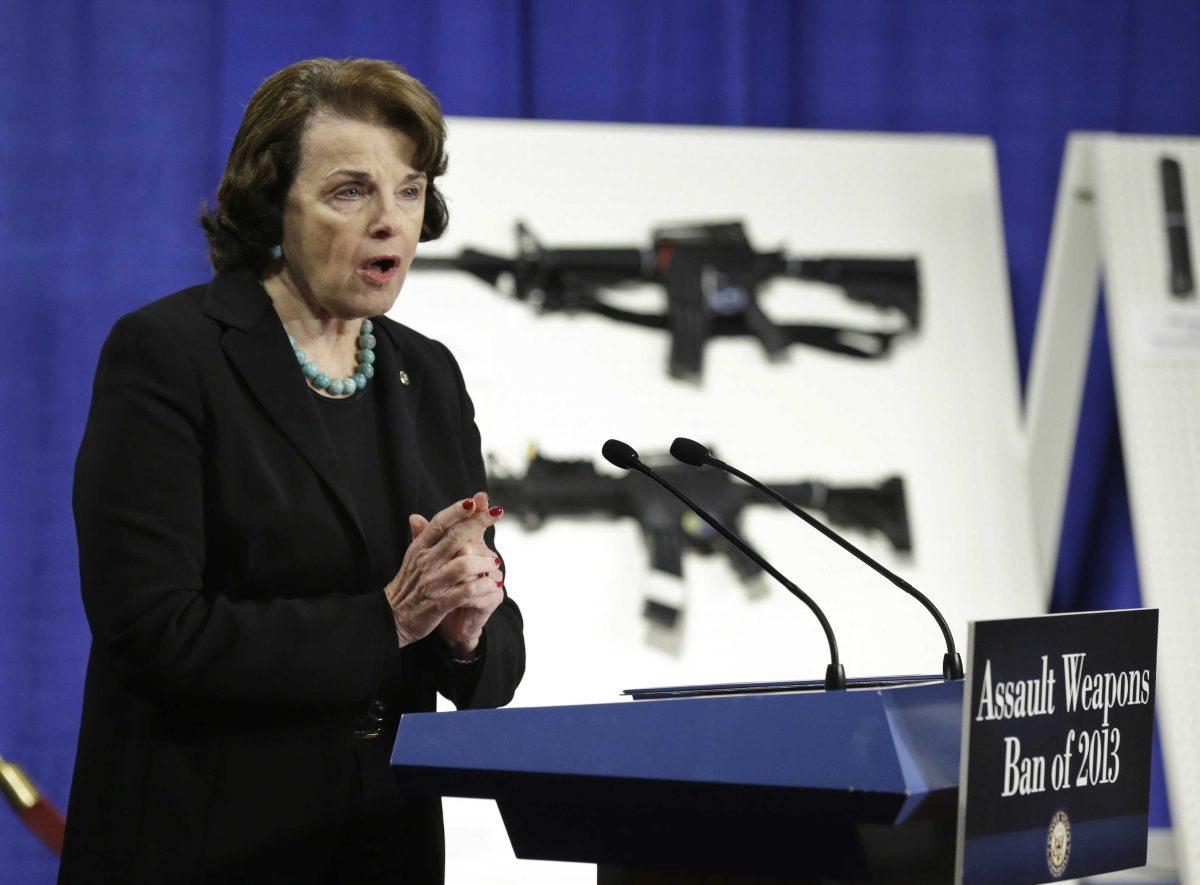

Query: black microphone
602,439,847,691
670,437,963,681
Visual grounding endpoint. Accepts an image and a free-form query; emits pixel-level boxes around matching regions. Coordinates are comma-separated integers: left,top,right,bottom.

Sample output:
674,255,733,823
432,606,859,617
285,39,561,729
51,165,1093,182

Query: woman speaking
60,58,525,882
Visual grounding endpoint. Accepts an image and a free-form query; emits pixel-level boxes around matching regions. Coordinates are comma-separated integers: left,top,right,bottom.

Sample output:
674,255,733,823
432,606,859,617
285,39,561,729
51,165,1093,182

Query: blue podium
392,679,964,883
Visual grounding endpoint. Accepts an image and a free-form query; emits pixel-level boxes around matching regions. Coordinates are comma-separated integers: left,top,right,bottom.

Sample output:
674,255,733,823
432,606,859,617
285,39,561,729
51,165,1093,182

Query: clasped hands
384,491,505,659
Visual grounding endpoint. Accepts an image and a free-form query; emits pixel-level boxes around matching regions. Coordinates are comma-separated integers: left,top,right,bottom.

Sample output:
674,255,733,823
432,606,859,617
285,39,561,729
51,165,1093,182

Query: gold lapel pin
398,370,410,386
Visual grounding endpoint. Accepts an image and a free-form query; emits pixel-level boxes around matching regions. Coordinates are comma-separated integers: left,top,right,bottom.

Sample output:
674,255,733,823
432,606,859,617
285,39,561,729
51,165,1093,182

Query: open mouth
359,255,401,283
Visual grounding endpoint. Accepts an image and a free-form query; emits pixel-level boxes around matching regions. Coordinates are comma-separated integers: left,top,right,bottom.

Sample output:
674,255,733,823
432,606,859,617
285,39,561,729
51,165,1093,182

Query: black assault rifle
490,449,912,629
413,221,921,382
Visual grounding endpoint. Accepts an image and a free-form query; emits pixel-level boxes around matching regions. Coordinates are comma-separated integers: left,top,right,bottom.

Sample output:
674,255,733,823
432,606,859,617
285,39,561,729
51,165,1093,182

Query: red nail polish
462,499,474,511
488,506,503,518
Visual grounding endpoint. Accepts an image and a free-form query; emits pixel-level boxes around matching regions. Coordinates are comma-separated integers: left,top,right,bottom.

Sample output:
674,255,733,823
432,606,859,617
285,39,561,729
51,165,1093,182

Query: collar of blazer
202,269,425,559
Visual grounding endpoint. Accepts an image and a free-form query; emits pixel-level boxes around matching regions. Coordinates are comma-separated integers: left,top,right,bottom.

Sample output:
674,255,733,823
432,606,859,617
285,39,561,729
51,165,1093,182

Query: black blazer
60,270,524,882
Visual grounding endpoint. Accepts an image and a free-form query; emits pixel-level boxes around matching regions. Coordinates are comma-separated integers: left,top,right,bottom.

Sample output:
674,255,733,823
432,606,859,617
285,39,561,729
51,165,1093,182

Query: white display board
389,118,1039,883
1027,133,1200,885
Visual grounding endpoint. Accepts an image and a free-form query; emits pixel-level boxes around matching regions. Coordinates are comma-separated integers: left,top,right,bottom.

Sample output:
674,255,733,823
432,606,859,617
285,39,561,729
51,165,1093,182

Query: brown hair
200,57,449,272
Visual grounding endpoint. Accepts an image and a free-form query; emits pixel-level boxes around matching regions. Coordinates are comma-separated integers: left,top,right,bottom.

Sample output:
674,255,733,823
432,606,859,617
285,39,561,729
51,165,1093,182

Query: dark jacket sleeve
74,309,395,708
427,342,526,711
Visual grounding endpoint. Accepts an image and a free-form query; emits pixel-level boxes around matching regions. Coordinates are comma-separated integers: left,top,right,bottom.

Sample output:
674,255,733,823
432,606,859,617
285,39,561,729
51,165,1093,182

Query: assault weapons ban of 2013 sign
954,609,1158,884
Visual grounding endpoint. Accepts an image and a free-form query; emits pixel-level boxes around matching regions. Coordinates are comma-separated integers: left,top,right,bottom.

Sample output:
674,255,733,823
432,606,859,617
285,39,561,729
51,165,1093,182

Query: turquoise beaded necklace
288,318,377,397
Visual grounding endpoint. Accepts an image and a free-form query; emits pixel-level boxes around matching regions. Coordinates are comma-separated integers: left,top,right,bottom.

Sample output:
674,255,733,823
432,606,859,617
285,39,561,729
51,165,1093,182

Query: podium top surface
393,679,963,823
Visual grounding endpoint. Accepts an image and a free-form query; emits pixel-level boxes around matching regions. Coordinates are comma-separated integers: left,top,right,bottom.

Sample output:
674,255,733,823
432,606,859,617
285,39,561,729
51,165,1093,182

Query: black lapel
374,319,425,537
203,271,367,555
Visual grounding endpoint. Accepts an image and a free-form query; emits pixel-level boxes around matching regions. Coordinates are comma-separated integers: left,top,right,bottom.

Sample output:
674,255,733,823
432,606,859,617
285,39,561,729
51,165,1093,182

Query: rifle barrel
785,257,918,285
541,248,650,277
410,256,464,269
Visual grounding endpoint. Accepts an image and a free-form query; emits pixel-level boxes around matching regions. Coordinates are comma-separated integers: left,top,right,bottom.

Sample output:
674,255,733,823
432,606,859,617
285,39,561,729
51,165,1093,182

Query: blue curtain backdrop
2,1,1198,878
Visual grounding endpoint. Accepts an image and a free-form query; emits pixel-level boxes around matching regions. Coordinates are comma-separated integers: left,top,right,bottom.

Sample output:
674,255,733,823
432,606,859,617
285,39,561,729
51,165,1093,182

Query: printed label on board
1134,305,1200,362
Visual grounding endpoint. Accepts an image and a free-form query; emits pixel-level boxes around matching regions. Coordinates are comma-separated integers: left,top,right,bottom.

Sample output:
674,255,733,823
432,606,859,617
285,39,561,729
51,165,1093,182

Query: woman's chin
346,279,404,319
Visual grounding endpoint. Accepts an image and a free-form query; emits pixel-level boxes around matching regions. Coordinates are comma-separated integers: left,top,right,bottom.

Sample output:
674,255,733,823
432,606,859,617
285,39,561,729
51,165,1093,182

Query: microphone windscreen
669,437,709,466
601,439,639,469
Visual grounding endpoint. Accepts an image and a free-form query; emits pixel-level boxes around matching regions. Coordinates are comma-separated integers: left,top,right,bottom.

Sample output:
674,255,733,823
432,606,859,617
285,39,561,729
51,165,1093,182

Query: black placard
954,609,1157,884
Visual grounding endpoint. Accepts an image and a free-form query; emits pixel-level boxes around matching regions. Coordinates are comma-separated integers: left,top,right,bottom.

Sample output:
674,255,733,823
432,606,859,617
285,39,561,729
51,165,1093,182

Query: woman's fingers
425,508,502,564
409,492,501,552
458,537,502,574
431,552,500,589
449,579,504,611
467,582,505,606
387,492,505,648
395,493,502,595
411,491,491,550
453,583,506,619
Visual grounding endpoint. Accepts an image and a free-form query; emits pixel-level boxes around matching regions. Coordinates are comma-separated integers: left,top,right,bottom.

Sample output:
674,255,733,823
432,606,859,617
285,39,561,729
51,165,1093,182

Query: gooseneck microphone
602,439,847,691
669,437,964,681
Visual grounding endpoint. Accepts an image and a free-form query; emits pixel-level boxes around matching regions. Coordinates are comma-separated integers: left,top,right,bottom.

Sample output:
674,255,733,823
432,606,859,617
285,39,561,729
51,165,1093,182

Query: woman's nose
367,195,402,238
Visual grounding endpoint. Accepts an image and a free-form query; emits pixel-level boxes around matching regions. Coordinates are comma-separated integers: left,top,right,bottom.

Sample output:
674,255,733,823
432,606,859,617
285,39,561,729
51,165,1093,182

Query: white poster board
390,118,1038,883
1027,132,1200,885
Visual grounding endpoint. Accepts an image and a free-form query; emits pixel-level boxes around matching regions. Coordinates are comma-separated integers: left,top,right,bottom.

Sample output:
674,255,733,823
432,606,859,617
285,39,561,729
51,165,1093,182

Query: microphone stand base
824,663,847,691
942,653,964,681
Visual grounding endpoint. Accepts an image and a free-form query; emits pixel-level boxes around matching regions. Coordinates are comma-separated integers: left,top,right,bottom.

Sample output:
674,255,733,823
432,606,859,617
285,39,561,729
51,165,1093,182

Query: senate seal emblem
1046,810,1071,878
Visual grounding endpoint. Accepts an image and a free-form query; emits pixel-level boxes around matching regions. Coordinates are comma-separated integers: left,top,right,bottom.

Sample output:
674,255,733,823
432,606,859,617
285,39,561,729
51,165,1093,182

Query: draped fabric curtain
3,1,1197,878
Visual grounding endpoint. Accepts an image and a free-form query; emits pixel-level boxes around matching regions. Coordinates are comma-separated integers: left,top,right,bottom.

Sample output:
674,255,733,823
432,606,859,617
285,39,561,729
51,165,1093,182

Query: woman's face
274,115,427,320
